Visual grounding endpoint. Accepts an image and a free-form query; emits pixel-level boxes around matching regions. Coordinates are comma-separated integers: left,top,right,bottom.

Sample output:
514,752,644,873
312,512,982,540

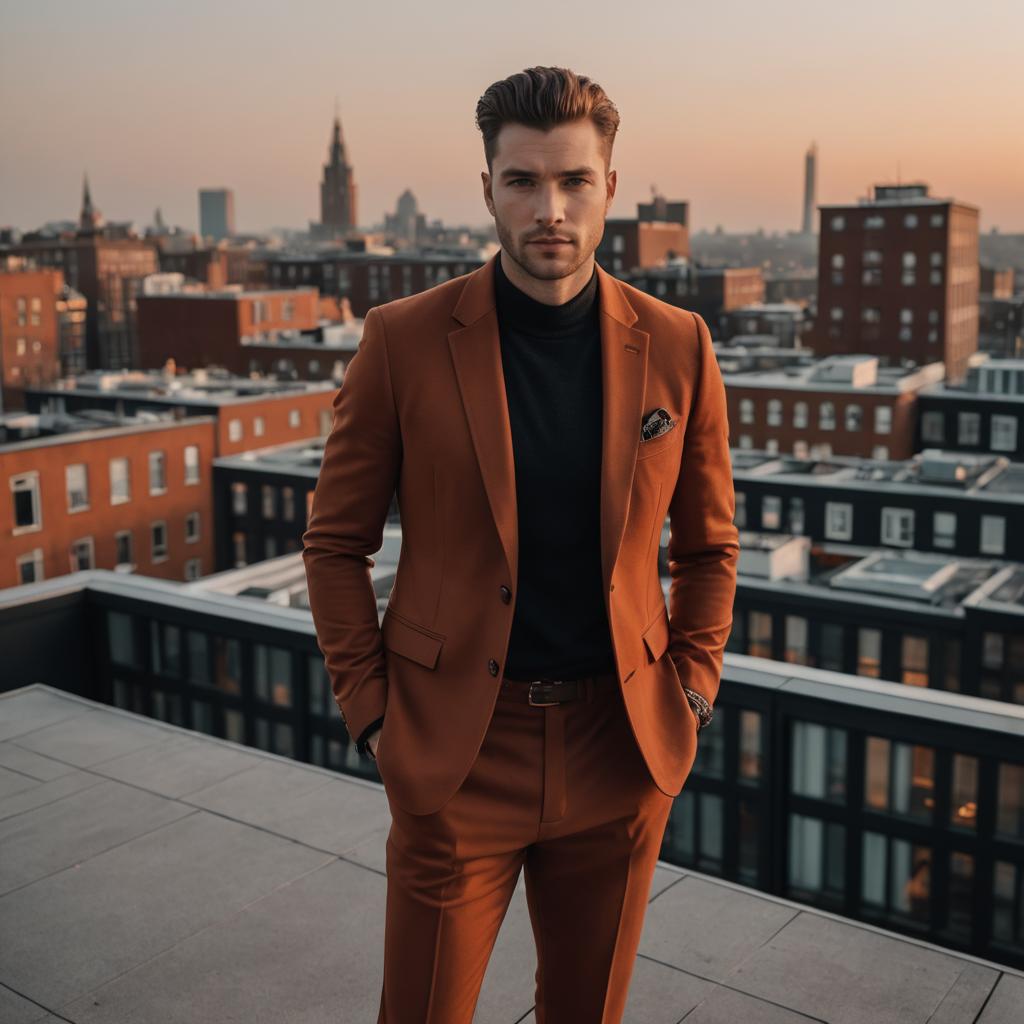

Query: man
302,65,739,1024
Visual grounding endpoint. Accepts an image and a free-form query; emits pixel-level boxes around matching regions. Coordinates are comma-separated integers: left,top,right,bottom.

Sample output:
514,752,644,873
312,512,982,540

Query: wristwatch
683,688,713,733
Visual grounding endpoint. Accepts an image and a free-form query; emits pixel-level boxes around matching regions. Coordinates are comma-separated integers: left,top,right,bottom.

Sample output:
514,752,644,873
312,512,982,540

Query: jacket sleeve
666,311,740,716
302,306,401,756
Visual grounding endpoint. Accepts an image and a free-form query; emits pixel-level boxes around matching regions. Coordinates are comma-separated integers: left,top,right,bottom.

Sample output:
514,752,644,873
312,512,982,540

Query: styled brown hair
475,66,620,174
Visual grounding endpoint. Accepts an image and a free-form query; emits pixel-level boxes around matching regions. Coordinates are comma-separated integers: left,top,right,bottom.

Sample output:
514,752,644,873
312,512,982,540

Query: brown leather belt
500,670,619,706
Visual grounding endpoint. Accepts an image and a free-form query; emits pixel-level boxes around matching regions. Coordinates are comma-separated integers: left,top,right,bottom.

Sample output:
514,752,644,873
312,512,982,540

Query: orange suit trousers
375,672,675,1023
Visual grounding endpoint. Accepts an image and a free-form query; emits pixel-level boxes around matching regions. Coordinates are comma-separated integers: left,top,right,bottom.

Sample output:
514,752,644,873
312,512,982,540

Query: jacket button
488,658,499,676
500,585,511,603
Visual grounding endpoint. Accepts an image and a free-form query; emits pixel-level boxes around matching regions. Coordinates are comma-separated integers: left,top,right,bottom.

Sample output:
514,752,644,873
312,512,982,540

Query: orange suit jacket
302,250,739,816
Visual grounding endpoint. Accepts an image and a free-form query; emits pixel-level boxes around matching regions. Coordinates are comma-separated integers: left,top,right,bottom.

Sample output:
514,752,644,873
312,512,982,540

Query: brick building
135,288,321,372
724,354,942,460
3,413,216,588
0,266,64,408
814,183,979,385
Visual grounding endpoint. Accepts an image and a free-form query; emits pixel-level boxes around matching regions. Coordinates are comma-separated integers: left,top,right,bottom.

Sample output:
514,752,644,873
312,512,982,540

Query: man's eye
567,178,588,186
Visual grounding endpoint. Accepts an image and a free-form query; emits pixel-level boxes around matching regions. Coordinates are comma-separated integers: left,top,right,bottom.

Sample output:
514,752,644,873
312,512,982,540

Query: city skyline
1,0,1021,236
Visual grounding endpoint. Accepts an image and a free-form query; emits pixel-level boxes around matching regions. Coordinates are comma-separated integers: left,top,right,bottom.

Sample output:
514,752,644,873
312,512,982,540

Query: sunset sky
2,0,1021,236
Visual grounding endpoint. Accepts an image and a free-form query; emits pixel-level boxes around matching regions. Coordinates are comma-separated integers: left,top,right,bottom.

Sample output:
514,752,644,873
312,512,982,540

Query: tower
319,104,358,236
802,142,817,236
79,173,104,234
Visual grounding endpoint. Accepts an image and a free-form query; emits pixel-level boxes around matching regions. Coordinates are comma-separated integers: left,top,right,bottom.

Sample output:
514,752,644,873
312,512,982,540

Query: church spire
79,172,103,233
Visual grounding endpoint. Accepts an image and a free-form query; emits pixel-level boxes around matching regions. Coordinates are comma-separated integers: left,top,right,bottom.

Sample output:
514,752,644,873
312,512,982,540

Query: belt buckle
528,679,563,706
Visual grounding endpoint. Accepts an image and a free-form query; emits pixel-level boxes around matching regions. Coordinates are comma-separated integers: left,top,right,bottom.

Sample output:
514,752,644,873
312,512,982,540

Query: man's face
482,118,617,282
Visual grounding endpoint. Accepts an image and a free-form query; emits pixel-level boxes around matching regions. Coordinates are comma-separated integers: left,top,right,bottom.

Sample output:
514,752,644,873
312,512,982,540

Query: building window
115,530,133,568
991,414,1018,452
767,399,783,427
110,457,131,503
819,402,835,430
865,215,885,229
185,511,200,543
980,515,1006,555
830,306,844,321
874,406,892,435
262,484,276,519
289,409,301,428
232,531,247,568
865,736,934,817
791,721,847,801
904,213,918,228
282,486,295,521
148,451,167,495
788,496,805,533
930,251,943,266
184,445,200,484
739,398,754,425
901,635,929,687
825,502,853,541
793,402,808,429
793,440,809,458
785,615,811,665
862,307,881,323
996,762,1024,839
858,628,881,677
151,521,168,562
11,472,42,532
930,213,945,227
70,537,94,571
871,445,889,460
184,558,202,581
228,419,243,442
739,434,753,449
820,623,844,671
66,463,89,512
881,507,915,547
16,548,44,584
921,411,944,443
830,215,845,230
933,511,956,550
957,412,981,445
254,416,265,437
845,404,862,431
762,495,782,530
749,611,772,658
231,482,247,515
734,491,746,528
282,299,294,321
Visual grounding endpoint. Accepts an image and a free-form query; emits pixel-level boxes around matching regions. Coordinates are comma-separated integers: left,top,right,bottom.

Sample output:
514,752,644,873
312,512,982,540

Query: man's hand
367,725,383,761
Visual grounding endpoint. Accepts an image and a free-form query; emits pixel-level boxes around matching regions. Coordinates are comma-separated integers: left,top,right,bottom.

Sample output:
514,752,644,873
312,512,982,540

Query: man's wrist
683,688,712,733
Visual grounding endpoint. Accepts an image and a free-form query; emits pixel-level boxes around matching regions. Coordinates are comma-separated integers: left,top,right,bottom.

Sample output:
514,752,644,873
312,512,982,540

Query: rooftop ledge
2,685,1022,1023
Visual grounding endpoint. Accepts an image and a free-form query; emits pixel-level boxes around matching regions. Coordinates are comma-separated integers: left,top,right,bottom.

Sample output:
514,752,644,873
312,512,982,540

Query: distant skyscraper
199,189,235,241
802,142,818,235
319,107,358,236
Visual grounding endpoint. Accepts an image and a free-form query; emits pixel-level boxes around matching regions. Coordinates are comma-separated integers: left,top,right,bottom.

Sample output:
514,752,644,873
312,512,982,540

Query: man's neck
499,249,596,306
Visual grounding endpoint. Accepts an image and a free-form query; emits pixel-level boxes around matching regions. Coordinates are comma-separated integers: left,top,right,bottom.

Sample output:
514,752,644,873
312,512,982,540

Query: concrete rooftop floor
1,684,1022,1024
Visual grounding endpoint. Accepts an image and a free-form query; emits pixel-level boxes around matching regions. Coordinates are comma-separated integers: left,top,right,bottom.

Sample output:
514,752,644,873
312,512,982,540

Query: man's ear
605,168,617,211
481,170,494,216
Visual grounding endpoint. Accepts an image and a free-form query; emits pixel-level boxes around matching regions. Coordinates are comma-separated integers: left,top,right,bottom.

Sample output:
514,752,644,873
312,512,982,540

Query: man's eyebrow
499,166,597,179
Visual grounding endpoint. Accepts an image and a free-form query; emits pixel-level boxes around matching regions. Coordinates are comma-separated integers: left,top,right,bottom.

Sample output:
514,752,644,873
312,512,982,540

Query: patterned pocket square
640,407,677,442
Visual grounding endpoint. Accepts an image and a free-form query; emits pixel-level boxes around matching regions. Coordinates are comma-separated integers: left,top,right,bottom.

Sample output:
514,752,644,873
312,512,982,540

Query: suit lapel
447,251,650,595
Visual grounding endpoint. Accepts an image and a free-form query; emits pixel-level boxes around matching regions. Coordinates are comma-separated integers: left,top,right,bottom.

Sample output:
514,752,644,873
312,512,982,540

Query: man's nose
534,184,566,224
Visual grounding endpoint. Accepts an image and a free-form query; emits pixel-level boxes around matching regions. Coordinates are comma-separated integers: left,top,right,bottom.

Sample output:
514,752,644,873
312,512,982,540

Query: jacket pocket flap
641,606,670,662
382,609,444,669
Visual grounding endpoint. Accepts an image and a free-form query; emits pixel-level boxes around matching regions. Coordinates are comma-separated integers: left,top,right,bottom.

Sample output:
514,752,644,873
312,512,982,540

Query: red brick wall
2,419,216,588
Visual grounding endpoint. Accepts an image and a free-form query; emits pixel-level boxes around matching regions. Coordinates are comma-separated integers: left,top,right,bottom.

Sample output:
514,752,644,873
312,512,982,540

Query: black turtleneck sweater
494,250,616,681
